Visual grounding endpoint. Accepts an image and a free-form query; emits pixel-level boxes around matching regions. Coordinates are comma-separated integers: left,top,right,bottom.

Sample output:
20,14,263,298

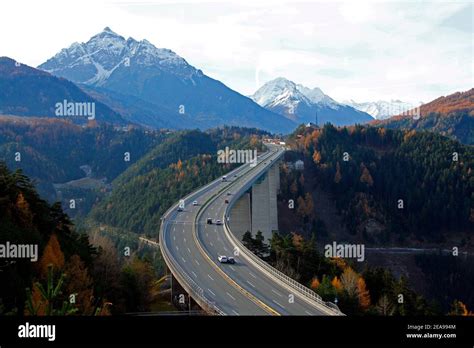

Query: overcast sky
0,0,472,103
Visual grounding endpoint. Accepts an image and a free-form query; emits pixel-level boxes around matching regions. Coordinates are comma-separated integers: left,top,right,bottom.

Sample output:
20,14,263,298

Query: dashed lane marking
273,300,286,309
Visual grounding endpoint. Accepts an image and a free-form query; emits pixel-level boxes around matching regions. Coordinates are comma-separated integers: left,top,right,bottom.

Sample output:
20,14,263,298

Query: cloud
0,0,471,103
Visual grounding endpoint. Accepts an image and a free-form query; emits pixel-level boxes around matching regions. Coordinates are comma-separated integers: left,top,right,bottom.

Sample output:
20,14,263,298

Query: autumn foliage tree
310,277,320,290
39,234,65,278
341,267,359,297
64,255,94,315
312,150,322,164
357,277,371,311
448,300,474,316
359,163,374,187
331,276,343,292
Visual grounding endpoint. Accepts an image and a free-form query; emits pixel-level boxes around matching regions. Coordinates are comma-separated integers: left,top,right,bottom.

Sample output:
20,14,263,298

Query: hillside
373,89,474,144
0,163,171,315
0,116,166,210
0,57,126,125
287,124,474,245
89,127,267,236
280,124,474,311
0,162,95,313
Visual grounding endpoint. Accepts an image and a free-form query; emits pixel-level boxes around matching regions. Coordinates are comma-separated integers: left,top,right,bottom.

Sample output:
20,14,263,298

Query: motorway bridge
159,144,342,315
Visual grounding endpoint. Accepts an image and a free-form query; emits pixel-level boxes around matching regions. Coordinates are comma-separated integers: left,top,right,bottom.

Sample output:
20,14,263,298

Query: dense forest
287,124,473,245
243,229,472,315
0,162,170,315
0,117,166,203
377,110,474,145
373,88,473,145
0,121,269,315
89,127,267,237
256,123,473,314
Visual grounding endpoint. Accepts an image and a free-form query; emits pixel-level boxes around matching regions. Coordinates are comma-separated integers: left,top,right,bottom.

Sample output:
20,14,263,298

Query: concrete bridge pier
229,161,280,244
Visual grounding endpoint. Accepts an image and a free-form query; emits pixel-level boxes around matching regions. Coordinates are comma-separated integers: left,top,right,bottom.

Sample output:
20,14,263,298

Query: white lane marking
207,274,214,281
176,246,179,251
229,265,236,271
206,233,209,237
191,271,197,278
210,242,214,246
272,300,286,309
249,272,257,279
173,227,176,232
181,257,186,263
195,259,200,265
183,237,186,243
305,310,313,316
173,236,176,241
223,246,228,252
247,280,256,288
231,310,240,316
226,292,236,301
271,289,283,297
187,247,191,253
207,288,216,296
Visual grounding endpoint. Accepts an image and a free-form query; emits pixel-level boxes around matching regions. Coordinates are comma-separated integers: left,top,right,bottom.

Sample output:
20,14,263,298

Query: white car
218,255,235,264
193,200,198,206
215,219,222,225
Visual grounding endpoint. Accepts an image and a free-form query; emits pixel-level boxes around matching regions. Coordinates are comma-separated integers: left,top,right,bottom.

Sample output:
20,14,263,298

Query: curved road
160,145,341,315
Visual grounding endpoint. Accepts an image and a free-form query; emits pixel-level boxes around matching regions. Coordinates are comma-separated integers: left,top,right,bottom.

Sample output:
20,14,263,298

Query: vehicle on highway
206,218,213,224
224,199,229,204
218,255,235,264
222,176,227,181
226,192,232,195
215,219,222,225
177,207,183,212
193,200,198,206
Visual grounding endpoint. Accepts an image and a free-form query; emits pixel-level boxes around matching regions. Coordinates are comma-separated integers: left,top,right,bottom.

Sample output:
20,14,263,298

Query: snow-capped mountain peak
251,77,373,126
252,77,338,111
37,28,297,133
343,99,423,120
39,27,196,86
252,77,305,108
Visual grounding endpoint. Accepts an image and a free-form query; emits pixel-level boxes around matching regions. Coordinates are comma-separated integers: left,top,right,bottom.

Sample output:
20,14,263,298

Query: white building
295,160,304,171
